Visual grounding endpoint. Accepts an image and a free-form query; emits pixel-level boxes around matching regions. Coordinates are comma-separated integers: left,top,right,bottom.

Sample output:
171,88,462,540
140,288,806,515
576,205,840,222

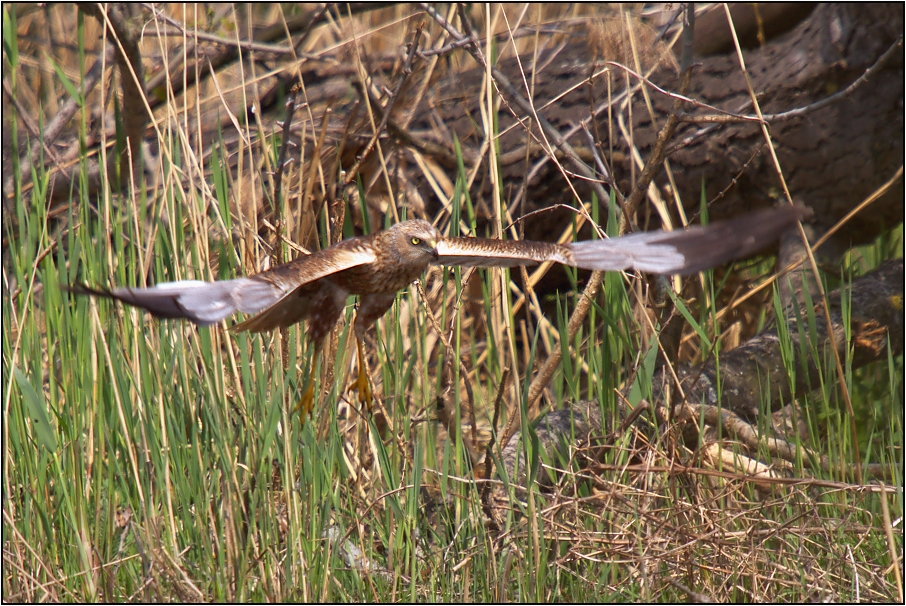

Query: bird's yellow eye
411,237,421,246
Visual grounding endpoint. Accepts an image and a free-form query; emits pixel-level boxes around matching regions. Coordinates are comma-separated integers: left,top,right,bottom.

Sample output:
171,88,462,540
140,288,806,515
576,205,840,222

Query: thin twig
421,3,610,207
524,270,604,415
765,35,903,122
142,5,336,109
343,23,425,186
878,482,904,602
606,60,761,125
272,86,299,261
5,44,117,199
723,3,861,483
711,165,903,324
619,4,695,234
77,3,148,189
676,35,904,125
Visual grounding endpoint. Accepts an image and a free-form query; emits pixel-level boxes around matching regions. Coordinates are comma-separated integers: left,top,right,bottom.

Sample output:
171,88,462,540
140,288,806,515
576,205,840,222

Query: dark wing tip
670,203,811,275
791,203,814,223
63,283,114,298
65,282,194,322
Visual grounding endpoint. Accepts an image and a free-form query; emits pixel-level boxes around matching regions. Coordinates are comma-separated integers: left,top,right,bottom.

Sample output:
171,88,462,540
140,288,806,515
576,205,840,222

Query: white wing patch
105,246,377,327
567,232,687,274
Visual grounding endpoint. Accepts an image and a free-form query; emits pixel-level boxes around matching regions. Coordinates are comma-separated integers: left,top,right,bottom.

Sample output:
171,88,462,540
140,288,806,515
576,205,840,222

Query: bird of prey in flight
70,205,808,422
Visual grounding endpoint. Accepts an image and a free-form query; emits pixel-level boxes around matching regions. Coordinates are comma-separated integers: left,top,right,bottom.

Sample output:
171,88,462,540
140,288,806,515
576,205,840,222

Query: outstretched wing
435,237,574,268
434,205,806,275
567,205,810,275
69,243,376,327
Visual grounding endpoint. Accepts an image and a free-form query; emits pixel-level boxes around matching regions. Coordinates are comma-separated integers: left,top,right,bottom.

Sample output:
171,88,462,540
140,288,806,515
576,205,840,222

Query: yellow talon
347,336,374,412
294,382,315,428
356,363,373,411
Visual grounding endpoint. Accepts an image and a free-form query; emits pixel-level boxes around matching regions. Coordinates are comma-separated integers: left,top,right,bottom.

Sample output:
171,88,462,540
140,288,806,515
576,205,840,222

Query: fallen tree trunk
657,258,903,420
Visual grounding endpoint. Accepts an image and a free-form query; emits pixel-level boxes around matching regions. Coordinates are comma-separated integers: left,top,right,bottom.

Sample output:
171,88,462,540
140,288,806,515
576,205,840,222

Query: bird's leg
346,293,396,413
295,379,316,426
353,334,373,411
346,326,375,412
294,341,321,428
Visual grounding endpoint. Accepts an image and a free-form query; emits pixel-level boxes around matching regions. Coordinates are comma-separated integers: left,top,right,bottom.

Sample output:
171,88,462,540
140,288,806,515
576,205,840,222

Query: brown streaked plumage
69,204,810,421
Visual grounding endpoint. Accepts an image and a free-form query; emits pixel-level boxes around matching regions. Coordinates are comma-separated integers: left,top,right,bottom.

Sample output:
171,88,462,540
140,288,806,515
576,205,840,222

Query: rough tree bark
493,259,903,499
657,258,904,420
414,3,903,251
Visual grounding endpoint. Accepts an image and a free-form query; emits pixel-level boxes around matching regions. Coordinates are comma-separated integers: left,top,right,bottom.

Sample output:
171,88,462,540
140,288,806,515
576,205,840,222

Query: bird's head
385,219,440,265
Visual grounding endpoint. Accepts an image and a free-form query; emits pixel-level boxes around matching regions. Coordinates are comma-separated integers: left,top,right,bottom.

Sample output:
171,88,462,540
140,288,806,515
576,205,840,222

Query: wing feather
568,205,809,275
435,237,574,268
71,244,375,327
